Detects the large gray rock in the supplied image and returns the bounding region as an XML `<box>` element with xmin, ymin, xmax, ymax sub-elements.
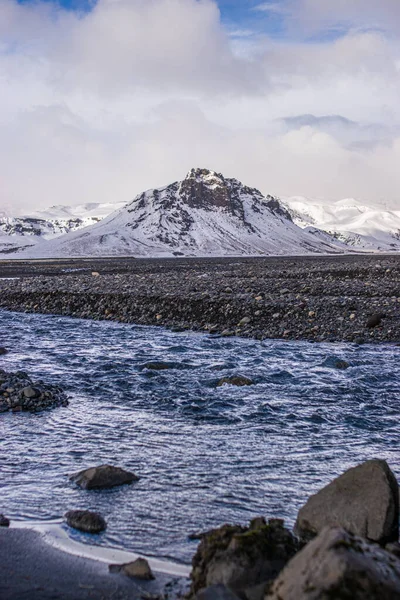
<box><xmin>295</xmin><ymin>459</ymin><xmax>399</xmax><ymax>544</ymax></box>
<box><xmin>265</xmin><ymin>527</ymin><xmax>400</xmax><ymax>600</ymax></box>
<box><xmin>69</xmin><ymin>464</ymin><xmax>139</xmax><ymax>490</ymax></box>
<box><xmin>190</xmin><ymin>518</ymin><xmax>298</xmax><ymax>598</ymax></box>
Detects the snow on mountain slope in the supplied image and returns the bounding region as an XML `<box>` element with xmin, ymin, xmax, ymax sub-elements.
<box><xmin>18</xmin><ymin>168</ymin><xmax>348</xmax><ymax>259</ymax></box>
<box><xmin>284</xmin><ymin>197</ymin><xmax>400</xmax><ymax>251</ymax></box>
<box><xmin>0</xmin><ymin>201</ymin><xmax>126</xmax><ymax>254</ymax></box>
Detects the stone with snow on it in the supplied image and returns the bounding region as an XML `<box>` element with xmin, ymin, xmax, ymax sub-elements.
<box><xmin>295</xmin><ymin>459</ymin><xmax>399</xmax><ymax>545</ymax></box>
<box><xmin>69</xmin><ymin>464</ymin><xmax>139</xmax><ymax>490</ymax></box>
<box><xmin>265</xmin><ymin>527</ymin><xmax>400</xmax><ymax>600</ymax></box>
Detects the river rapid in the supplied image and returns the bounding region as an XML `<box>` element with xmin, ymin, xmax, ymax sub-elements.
<box><xmin>1</xmin><ymin>310</ymin><xmax>399</xmax><ymax>564</ymax></box>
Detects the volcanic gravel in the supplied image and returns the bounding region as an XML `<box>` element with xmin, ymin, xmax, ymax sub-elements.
<box><xmin>0</xmin><ymin>255</ymin><xmax>399</xmax><ymax>343</ymax></box>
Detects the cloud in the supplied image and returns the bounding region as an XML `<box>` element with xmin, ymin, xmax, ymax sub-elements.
<box><xmin>253</xmin><ymin>3</ymin><xmax>288</xmax><ymax>14</ymax></box>
<box><xmin>283</xmin><ymin>0</ymin><xmax>400</xmax><ymax>37</ymax></box>
<box><xmin>0</xmin><ymin>0</ymin><xmax>400</xmax><ymax>215</ymax></box>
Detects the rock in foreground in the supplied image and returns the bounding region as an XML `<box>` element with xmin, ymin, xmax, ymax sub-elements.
<box><xmin>295</xmin><ymin>459</ymin><xmax>399</xmax><ymax>545</ymax></box>
<box><xmin>0</xmin><ymin>369</ymin><xmax>68</xmax><ymax>413</ymax></box>
<box><xmin>65</xmin><ymin>510</ymin><xmax>107</xmax><ymax>533</ymax></box>
<box><xmin>266</xmin><ymin>527</ymin><xmax>400</xmax><ymax>600</ymax></box>
<box><xmin>190</xmin><ymin>518</ymin><xmax>298</xmax><ymax>598</ymax></box>
<box><xmin>69</xmin><ymin>464</ymin><xmax>140</xmax><ymax>490</ymax></box>
<box><xmin>110</xmin><ymin>558</ymin><xmax>155</xmax><ymax>580</ymax></box>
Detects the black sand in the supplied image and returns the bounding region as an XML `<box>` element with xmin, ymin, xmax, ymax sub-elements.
<box><xmin>0</xmin><ymin>528</ymin><xmax>185</xmax><ymax>600</ymax></box>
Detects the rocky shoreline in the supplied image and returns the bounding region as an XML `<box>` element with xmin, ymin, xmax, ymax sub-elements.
<box><xmin>0</xmin><ymin>368</ymin><xmax>68</xmax><ymax>412</ymax></box>
<box><xmin>0</xmin><ymin>254</ymin><xmax>399</xmax><ymax>342</ymax></box>
<box><xmin>2</xmin><ymin>458</ymin><xmax>400</xmax><ymax>599</ymax></box>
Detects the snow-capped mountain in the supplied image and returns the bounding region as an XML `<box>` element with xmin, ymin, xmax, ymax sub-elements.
<box><xmin>18</xmin><ymin>168</ymin><xmax>348</xmax><ymax>258</ymax></box>
<box><xmin>0</xmin><ymin>201</ymin><xmax>126</xmax><ymax>254</ymax></box>
<box><xmin>283</xmin><ymin>197</ymin><xmax>400</xmax><ymax>252</ymax></box>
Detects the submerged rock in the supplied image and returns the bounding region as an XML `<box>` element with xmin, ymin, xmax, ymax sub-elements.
<box><xmin>109</xmin><ymin>558</ymin><xmax>154</xmax><ymax>580</ymax></box>
<box><xmin>265</xmin><ymin>527</ymin><xmax>400</xmax><ymax>600</ymax></box>
<box><xmin>69</xmin><ymin>464</ymin><xmax>139</xmax><ymax>490</ymax></box>
<box><xmin>190</xmin><ymin>518</ymin><xmax>298</xmax><ymax>598</ymax></box>
<box><xmin>295</xmin><ymin>459</ymin><xmax>399</xmax><ymax>545</ymax></box>
<box><xmin>216</xmin><ymin>376</ymin><xmax>254</xmax><ymax>387</ymax></box>
<box><xmin>0</xmin><ymin>348</ymin><xmax>8</xmax><ymax>355</ymax></box>
<box><xmin>65</xmin><ymin>510</ymin><xmax>106</xmax><ymax>533</ymax></box>
<box><xmin>141</xmin><ymin>361</ymin><xmax>174</xmax><ymax>371</ymax></box>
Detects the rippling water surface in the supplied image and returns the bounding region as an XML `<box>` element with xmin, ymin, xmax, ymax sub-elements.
<box><xmin>0</xmin><ymin>310</ymin><xmax>399</xmax><ymax>563</ymax></box>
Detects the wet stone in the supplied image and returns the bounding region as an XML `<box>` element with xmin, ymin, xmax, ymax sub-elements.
<box><xmin>69</xmin><ymin>464</ymin><xmax>140</xmax><ymax>490</ymax></box>
<box><xmin>65</xmin><ymin>510</ymin><xmax>107</xmax><ymax>534</ymax></box>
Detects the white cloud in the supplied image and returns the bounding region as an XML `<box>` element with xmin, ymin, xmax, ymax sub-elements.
<box><xmin>253</xmin><ymin>3</ymin><xmax>288</xmax><ymax>14</ymax></box>
<box><xmin>0</xmin><ymin>0</ymin><xmax>400</xmax><ymax>215</ymax></box>
<box><xmin>284</xmin><ymin>0</ymin><xmax>400</xmax><ymax>36</ymax></box>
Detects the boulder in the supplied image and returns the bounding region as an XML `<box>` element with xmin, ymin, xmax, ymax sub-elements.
<box><xmin>195</xmin><ymin>584</ymin><xmax>240</xmax><ymax>600</ymax></box>
<box><xmin>69</xmin><ymin>464</ymin><xmax>139</xmax><ymax>490</ymax></box>
<box><xmin>190</xmin><ymin>518</ymin><xmax>298</xmax><ymax>598</ymax></box>
<box><xmin>0</xmin><ymin>348</ymin><xmax>8</xmax><ymax>356</ymax></box>
<box><xmin>65</xmin><ymin>510</ymin><xmax>106</xmax><ymax>533</ymax></box>
<box><xmin>216</xmin><ymin>376</ymin><xmax>254</xmax><ymax>387</ymax></box>
<box><xmin>295</xmin><ymin>459</ymin><xmax>399</xmax><ymax>544</ymax></box>
<box><xmin>110</xmin><ymin>558</ymin><xmax>154</xmax><ymax>580</ymax></box>
<box><xmin>265</xmin><ymin>527</ymin><xmax>400</xmax><ymax>600</ymax></box>
<box><xmin>366</xmin><ymin>313</ymin><xmax>383</xmax><ymax>328</ymax></box>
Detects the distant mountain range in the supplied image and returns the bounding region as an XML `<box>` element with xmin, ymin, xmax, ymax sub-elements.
<box><xmin>1</xmin><ymin>168</ymin><xmax>399</xmax><ymax>257</ymax></box>
<box><xmin>283</xmin><ymin>197</ymin><xmax>400</xmax><ymax>252</ymax></box>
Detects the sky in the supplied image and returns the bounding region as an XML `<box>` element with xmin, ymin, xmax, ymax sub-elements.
<box><xmin>1</xmin><ymin>0</ymin><xmax>400</xmax><ymax>215</ymax></box>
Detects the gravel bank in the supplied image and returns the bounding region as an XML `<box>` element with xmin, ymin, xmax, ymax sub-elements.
<box><xmin>0</xmin><ymin>255</ymin><xmax>399</xmax><ymax>343</ymax></box>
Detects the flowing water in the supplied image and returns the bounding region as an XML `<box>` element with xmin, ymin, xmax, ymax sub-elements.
<box><xmin>0</xmin><ymin>310</ymin><xmax>399</xmax><ymax>564</ymax></box>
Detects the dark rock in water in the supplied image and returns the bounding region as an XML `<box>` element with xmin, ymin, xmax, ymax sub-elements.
<box><xmin>295</xmin><ymin>459</ymin><xmax>399</xmax><ymax>545</ymax></box>
<box><xmin>366</xmin><ymin>313</ymin><xmax>383</xmax><ymax>328</ymax></box>
<box><xmin>110</xmin><ymin>558</ymin><xmax>154</xmax><ymax>580</ymax></box>
<box><xmin>0</xmin><ymin>514</ymin><xmax>10</xmax><ymax>527</ymax></box>
<box><xmin>141</xmin><ymin>361</ymin><xmax>173</xmax><ymax>371</ymax></box>
<box><xmin>266</xmin><ymin>527</ymin><xmax>400</xmax><ymax>600</ymax></box>
<box><xmin>216</xmin><ymin>376</ymin><xmax>254</xmax><ymax>387</ymax></box>
<box><xmin>195</xmin><ymin>584</ymin><xmax>240</xmax><ymax>600</ymax></box>
<box><xmin>190</xmin><ymin>518</ymin><xmax>298</xmax><ymax>598</ymax></box>
<box><xmin>0</xmin><ymin>368</ymin><xmax>68</xmax><ymax>413</ymax></box>
<box><xmin>334</xmin><ymin>359</ymin><xmax>349</xmax><ymax>369</ymax></box>
<box><xmin>65</xmin><ymin>510</ymin><xmax>106</xmax><ymax>533</ymax></box>
<box><xmin>0</xmin><ymin>347</ymin><xmax>8</xmax><ymax>355</ymax></box>
<box><xmin>69</xmin><ymin>464</ymin><xmax>139</xmax><ymax>490</ymax></box>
